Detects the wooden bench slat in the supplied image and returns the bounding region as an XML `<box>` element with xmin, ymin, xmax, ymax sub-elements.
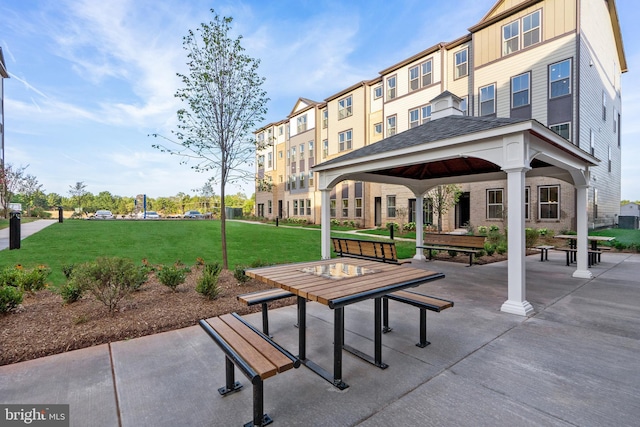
<box><xmin>387</xmin><ymin>290</ymin><xmax>453</xmax><ymax>311</ymax></box>
<box><xmin>237</xmin><ymin>288</ymin><xmax>294</xmax><ymax>305</ymax></box>
<box><xmin>332</xmin><ymin>237</ymin><xmax>406</xmax><ymax>264</ymax></box>
<box><xmin>219</xmin><ymin>314</ymin><xmax>295</xmax><ymax>375</ymax></box>
<box><xmin>207</xmin><ymin>317</ymin><xmax>279</xmax><ymax>380</ymax></box>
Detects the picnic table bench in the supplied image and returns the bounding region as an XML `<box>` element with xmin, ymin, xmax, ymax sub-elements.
<box><xmin>331</xmin><ymin>237</ymin><xmax>409</xmax><ymax>264</ymax></box>
<box><xmin>418</xmin><ymin>233</ymin><xmax>486</xmax><ymax>266</ymax></box>
<box><xmin>382</xmin><ymin>290</ymin><xmax>454</xmax><ymax>347</ymax></box>
<box><xmin>199</xmin><ymin>313</ymin><xmax>300</xmax><ymax>427</ymax></box>
<box><xmin>555</xmin><ymin>247</ymin><xmax>602</xmax><ymax>267</ymax></box>
<box><xmin>237</xmin><ymin>288</ymin><xmax>295</xmax><ymax>336</ymax></box>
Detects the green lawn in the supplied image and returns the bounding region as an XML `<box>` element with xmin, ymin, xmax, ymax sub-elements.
<box><xmin>590</xmin><ymin>228</ymin><xmax>640</xmax><ymax>246</ymax></box>
<box><xmin>0</xmin><ymin>217</ymin><xmax>39</xmax><ymax>229</ymax></box>
<box><xmin>0</xmin><ymin>220</ymin><xmax>417</xmax><ymax>286</ymax></box>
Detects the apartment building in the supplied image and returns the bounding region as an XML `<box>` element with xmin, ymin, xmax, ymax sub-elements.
<box><xmin>255</xmin><ymin>0</ymin><xmax>626</xmax><ymax>233</ymax></box>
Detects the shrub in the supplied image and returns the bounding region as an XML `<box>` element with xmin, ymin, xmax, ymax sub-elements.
<box><xmin>484</xmin><ymin>242</ymin><xmax>496</xmax><ymax>256</ymax></box>
<box><xmin>20</xmin><ymin>265</ymin><xmax>50</xmax><ymax>292</ymax></box>
<box><xmin>156</xmin><ymin>264</ymin><xmax>189</xmax><ymax>292</ymax></box>
<box><xmin>249</xmin><ymin>259</ymin><xmax>271</xmax><ymax>268</ymax></box>
<box><xmin>72</xmin><ymin>257</ymin><xmax>149</xmax><ymax>314</ymax></box>
<box><xmin>0</xmin><ymin>285</ymin><xmax>23</xmax><ymax>313</ymax></box>
<box><xmin>233</xmin><ymin>265</ymin><xmax>250</xmax><ymax>283</ymax></box>
<box><xmin>59</xmin><ymin>280</ymin><xmax>84</xmax><ymax>304</ymax></box>
<box><xmin>0</xmin><ymin>266</ymin><xmax>23</xmax><ymax>287</ymax></box>
<box><xmin>448</xmin><ymin>250</ymin><xmax>458</xmax><ymax>257</ymax></box>
<box><xmin>386</xmin><ymin>222</ymin><xmax>399</xmax><ymax>231</ymax></box>
<box><xmin>476</xmin><ymin>249</ymin><xmax>486</xmax><ymax>257</ymax></box>
<box><xmin>330</xmin><ymin>219</ymin><xmax>341</xmax><ymax>226</ymax></box>
<box><xmin>477</xmin><ymin>226</ymin><xmax>488</xmax><ymax>236</ymax></box>
<box><xmin>403</xmin><ymin>222</ymin><xmax>416</xmax><ymax>232</ymax></box>
<box><xmin>525</xmin><ymin>228</ymin><xmax>539</xmax><ymax>248</ymax></box>
<box><xmin>496</xmin><ymin>243</ymin><xmax>508</xmax><ymax>255</ymax></box>
<box><xmin>197</xmin><ymin>262</ymin><xmax>222</xmax><ymax>300</ymax></box>
<box><xmin>62</xmin><ymin>263</ymin><xmax>75</xmax><ymax>280</ymax></box>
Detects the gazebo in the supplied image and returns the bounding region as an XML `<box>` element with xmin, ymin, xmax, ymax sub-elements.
<box><xmin>312</xmin><ymin>92</ymin><xmax>598</xmax><ymax>316</ymax></box>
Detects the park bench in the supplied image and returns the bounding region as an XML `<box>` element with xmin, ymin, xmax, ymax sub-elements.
<box><xmin>199</xmin><ymin>313</ymin><xmax>300</xmax><ymax>427</ymax></box>
<box><xmin>556</xmin><ymin>248</ymin><xmax>602</xmax><ymax>267</ymax></box>
<box><xmin>237</xmin><ymin>288</ymin><xmax>295</xmax><ymax>336</ymax></box>
<box><xmin>331</xmin><ymin>237</ymin><xmax>409</xmax><ymax>264</ymax></box>
<box><xmin>535</xmin><ymin>245</ymin><xmax>555</xmax><ymax>261</ymax></box>
<box><xmin>382</xmin><ymin>290</ymin><xmax>454</xmax><ymax>347</ymax></box>
<box><xmin>418</xmin><ymin>233</ymin><xmax>486</xmax><ymax>266</ymax></box>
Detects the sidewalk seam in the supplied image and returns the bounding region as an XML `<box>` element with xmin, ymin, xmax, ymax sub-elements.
<box><xmin>108</xmin><ymin>343</ymin><xmax>123</xmax><ymax>427</ymax></box>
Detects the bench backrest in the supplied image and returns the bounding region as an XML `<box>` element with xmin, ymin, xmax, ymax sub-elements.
<box><xmin>332</xmin><ymin>237</ymin><xmax>399</xmax><ymax>263</ymax></box>
<box><xmin>423</xmin><ymin>233</ymin><xmax>486</xmax><ymax>249</ymax></box>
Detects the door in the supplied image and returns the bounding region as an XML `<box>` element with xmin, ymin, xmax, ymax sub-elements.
<box><xmin>278</xmin><ymin>200</ymin><xmax>283</xmax><ymax>219</ymax></box>
<box><xmin>455</xmin><ymin>192</ymin><xmax>470</xmax><ymax>229</ymax></box>
<box><xmin>374</xmin><ymin>197</ymin><xmax>382</xmax><ymax>227</ymax></box>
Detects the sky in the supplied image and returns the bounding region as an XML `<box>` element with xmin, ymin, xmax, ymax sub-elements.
<box><xmin>1</xmin><ymin>0</ymin><xmax>639</xmax><ymax>200</ymax></box>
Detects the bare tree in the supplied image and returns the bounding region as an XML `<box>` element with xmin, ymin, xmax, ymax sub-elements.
<box><xmin>427</xmin><ymin>184</ymin><xmax>462</xmax><ymax>232</ymax></box>
<box><xmin>153</xmin><ymin>10</ymin><xmax>268</xmax><ymax>269</ymax></box>
<box><xmin>0</xmin><ymin>163</ymin><xmax>27</xmax><ymax>218</ymax></box>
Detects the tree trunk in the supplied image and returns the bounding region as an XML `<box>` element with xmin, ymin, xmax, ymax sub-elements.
<box><xmin>220</xmin><ymin>165</ymin><xmax>229</xmax><ymax>270</ymax></box>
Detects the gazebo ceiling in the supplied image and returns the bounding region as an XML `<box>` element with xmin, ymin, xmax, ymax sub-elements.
<box><xmin>370</xmin><ymin>157</ymin><xmax>551</xmax><ymax>181</ymax></box>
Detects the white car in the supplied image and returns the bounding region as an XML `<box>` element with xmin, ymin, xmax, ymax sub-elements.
<box><xmin>142</xmin><ymin>211</ymin><xmax>161</xmax><ymax>219</ymax></box>
<box><xmin>94</xmin><ymin>210</ymin><xmax>114</xmax><ymax>219</ymax></box>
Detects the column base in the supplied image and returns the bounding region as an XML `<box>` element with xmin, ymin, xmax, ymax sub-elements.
<box><xmin>500</xmin><ymin>299</ymin><xmax>535</xmax><ymax>317</ymax></box>
<box><xmin>413</xmin><ymin>254</ymin><xmax>426</xmax><ymax>261</ymax></box>
<box><xmin>572</xmin><ymin>269</ymin><xmax>593</xmax><ymax>279</ymax></box>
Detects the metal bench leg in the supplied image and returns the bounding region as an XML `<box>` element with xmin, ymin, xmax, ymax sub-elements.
<box><xmin>218</xmin><ymin>357</ymin><xmax>242</xmax><ymax>396</ymax></box>
<box><xmin>417</xmin><ymin>308</ymin><xmax>430</xmax><ymax>348</ymax></box>
<box><xmin>382</xmin><ymin>297</ymin><xmax>392</xmax><ymax>333</ymax></box>
<box><xmin>260</xmin><ymin>303</ymin><xmax>270</xmax><ymax>336</ymax></box>
<box><xmin>566</xmin><ymin>251</ymin><xmax>570</xmax><ymax>266</ymax></box>
<box><xmin>468</xmin><ymin>252</ymin><xmax>473</xmax><ymax>266</ymax></box>
<box><xmin>249</xmin><ymin>379</ymin><xmax>272</xmax><ymax>427</ymax></box>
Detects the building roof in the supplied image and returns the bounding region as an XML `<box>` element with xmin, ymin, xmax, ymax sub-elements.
<box><xmin>0</xmin><ymin>47</ymin><xmax>8</xmax><ymax>78</ymax></box>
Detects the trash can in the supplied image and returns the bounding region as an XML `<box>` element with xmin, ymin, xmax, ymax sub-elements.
<box><xmin>9</xmin><ymin>211</ymin><xmax>20</xmax><ymax>250</ymax></box>
<box><xmin>58</xmin><ymin>206</ymin><xmax>64</xmax><ymax>223</ymax></box>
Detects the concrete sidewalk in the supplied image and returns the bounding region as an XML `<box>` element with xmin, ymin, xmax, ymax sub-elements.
<box><xmin>0</xmin><ymin>219</ymin><xmax>58</xmax><ymax>250</ymax></box>
<box><xmin>1</xmin><ymin>250</ymin><xmax>639</xmax><ymax>426</ymax></box>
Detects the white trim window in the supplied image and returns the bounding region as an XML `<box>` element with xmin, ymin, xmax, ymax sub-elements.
<box><xmin>355</xmin><ymin>198</ymin><xmax>362</xmax><ymax>218</ymax></box>
<box><xmin>322</xmin><ymin>109</ymin><xmax>328</xmax><ymax>129</ymax></box>
<box><xmin>487</xmin><ymin>189</ymin><xmax>503</xmax><ymax>219</ymax></box>
<box><xmin>455</xmin><ymin>49</ymin><xmax>468</xmax><ymax>78</ymax></box>
<box><xmin>539</xmin><ymin>185</ymin><xmax>559</xmax><ymax>220</ymax></box>
<box><xmin>338</xmin><ymin>95</ymin><xmax>353</xmax><ymax>119</ymax></box>
<box><xmin>409</xmin><ymin>66</ymin><xmax>420</xmax><ymax>91</ymax></box>
<box><xmin>297</xmin><ymin>114</ymin><xmax>307</xmax><ymax>133</ymax></box>
<box><xmin>342</xmin><ymin>199</ymin><xmax>349</xmax><ymax>217</ymax></box>
<box><xmin>502</xmin><ymin>20</ymin><xmax>519</xmax><ymax>55</ymax></box>
<box><xmin>374</xmin><ymin>122</ymin><xmax>382</xmax><ymax>135</ymax></box>
<box><xmin>387</xmin><ymin>75</ymin><xmax>397</xmax><ymax>100</ymax></box>
<box><xmin>374</xmin><ymin>85</ymin><xmax>383</xmax><ymax>99</ymax></box>
<box><xmin>550</xmin><ymin>122</ymin><xmax>571</xmax><ymax>141</ymax></box>
<box><xmin>268</xmin><ymin>200</ymin><xmax>272</xmax><ymax>215</ymax></box>
<box><xmin>306</xmin><ymin>199</ymin><xmax>311</xmax><ymax>216</ymax></box>
<box><xmin>409</xmin><ymin>108</ymin><xmax>420</xmax><ymax>128</ymax></box>
<box><xmin>330</xmin><ymin>199</ymin><xmax>336</xmax><ymax>218</ymax></box>
<box><xmin>308</xmin><ymin>171</ymin><xmax>314</xmax><ymax>187</ymax></box>
<box><xmin>421</xmin><ymin>105</ymin><xmax>432</xmax><ymax>124</ymax></box>
<box><xmin>422</xmin><ymin>60</ymin><xmax>433</xmax><ymax>87</ymax></box>
<box><xmin>522</xmin><ymin>10</ymin><xmax>541</xmax><ymax>48</ymax></box>
<box><xmin>550</xmin><ymin>59</ymin><xmax>571</xmax><ymax>98</ymax></box>
<box><xmin>590</xmin><ymin>129</ymin><xmax>595</xmax><ymax>156</ymax></box>
<box><xmin>460</xmin><ymin>96</ymin><xmax>468</xmax><ymax>116</ymax></box>
<box><xmin>480</xmin><ymin>84</ymin><xmax>496</xmax><ymax>116</ymax></box>
<box><xmin>503</xmin><ymin>10</ymin><xmax>540</xmax><ymax>56</ymax></box>
<box><xmin>524</xmin><ymin>187</ymin><xmax>530</xmax><ymax>220</ymax></box>
<box><xmin>339</xmin><ymin>129</ymin><xmax>353</xmax><ymax>151</ymax></box>
<box><xmin>511</xmin><ymin>72</ymin><xmax>530</xmax><ymax>108</ymax></box>
<box><xmin>293</xmin><ymin>200</ymin><xmax>298</xmax><ymax>215</ymax></box>
<box><xmin>387</xmin><ymin>196</ymin><xmax>396</xmax><ymax>218</ymax></box>
<box><xmin>322</xmin><ymin>139</ymin><xmax>328</xmax><ymax>158</ymax></box>
<box><xmin>387</xmin><ymin>115</ymin><xmax>397</xmax><ymax>136</ymax></box>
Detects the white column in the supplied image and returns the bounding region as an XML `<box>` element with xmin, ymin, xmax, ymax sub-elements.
<box><xmin>501</xmin><ymin>167</ymin><xmax>534</xmax><ymax>316</ymax></box>
<box><xmin>573</xmin><ymin>185</ymin><xmax>592</xmax><ymax>279</ymax></box>
<box><xmin>320</xmin><ymin>189</ymin><xmax>331</xmax><ymax>259</ymax></box>
<box><xmin>414</xmin><ymin>193</ymin><xmax>426</xmax><ymax>260</ymax></box>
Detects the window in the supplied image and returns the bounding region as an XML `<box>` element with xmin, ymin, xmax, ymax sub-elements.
<box><xmin>322</xmin><ymin>109</ymin><xmax>328</xmax><ymax>129</ymax></box>
<box><xmin>409</xmin><ymin>66</ymin><xmax>420</xmax><ymax>91</ymax></box>
<box><xmin>268</xmin><ymin>200</ymin><xmax>272</xmax><ymax>215</ymax></box>
<box><xmin>424</xmin><ymin>198</ymin><xmax>433</xmax><ymax>225</ymax></box>
<box><xmin>480</xmin><ymin>84</ymin><xmax>496</xmax><ymax>116</ymax></box>
<box><xmin>524</xmin><ymin>187</ymin><xmax>530</xmax><ymax>220</ymax></box>
<box><xmin>387</xmin><ymin>115</ymin><xmax>397</xmax><ymax>136</ymax></box>
<box><xmin>602</xmin><ymin>91</ymin><xmax>607</xmax><ymax>121</ymax></box>
<box><xmin>511</xmin><ymin>73</ymin><xmax>530</xmax><ymax>108</ymax></box>
<box><xmin>342</xmin><ymin>199</ymin><xmax>349</xmax><ymax>217</ymax></box>
<box><xmin>550</xmin><ymin>59</ymin><xmax>571</xmax><ymax>98</ymax></box>
<box><xmin>300</xmin><ymin>173</ymin><xmax>305</xmax><ymax>188</ymax></box>
<box><xmin>613</xmin><ymin>107</ymin><xmax>618</xmax><ymax>133</ymax></box>
<box><xmin>503</xmin><ymin>20</ymin><xmax>519</xmax><ymax>55</ymax></box>
<box><xmin>308</xmin><ymin>140</ymin><xmax>313</xmax><ymax>154</ymax></box>
<box><xmin>550</xmin><ymin>122</ymin><xmax>571</xmax><ymax>141</ymax></box>
<box><xmin>330</xmin><ymin>200</ymin><xmax>336</xmax><ymax>217</ymax></box>
<box><xmin>374</xmin><ymin>122</ymin><xmax>382</xmax><ymax>135</ymax></box>
<box><xmin>290</xmin><ymin>175</ymin><xmax>296</xmax><ymax>190</ymax></box>
<box><xmin>539</xmin><ymin>185</ymin><xmax>559</xmax><ymax>219</ymax></box>
<box><xmin>590</xmin><ymin>129</ymin><xmax>595</xmax><ymax>156</ymax></box>
<box><xmin>387</xmin><ymin>75</ymin><xmax>397</xmax><ymax>100</ymax></box>
<box><xmin>258</xmin><ymin>155</ymin><xmax>265</xmax><ymax>168</ymax></box>
<box><xmin>257</xmin><ymin>133</ymin><xmax>265</xmax><ymax>144</ymax></box>
<box><xmin>299</xmin><ymin>143</ymin><xmax>304</xmax><ymax>157</ymax></box>
<box><xmin>306</xmin><ymin>199</ymin><xmax>311</xmax><ymax>215</ymax></box>
<box><xmin>257</xmin><ymin>204</ymin><xmax>264</xmax><ymax>217</ymax></box>
<box><xmin>291</xmin><ymin>146</ymin><xmax>296</xmax><ymax>162</ymax></box>
<box><xmin>422</xmin><ymin>60</ymin><xmax>433</xmax><ymax>87</ymax></box>
<box><xmin>338</xmin><ymin>95</ymin><xmax>352</xmax><ymax>119</ymax></box>
<box><xmin>522</xmin><ymin>10</ymin><xmax>541</xmax><ymax>48</ymax></box>
<box><xmin>460</xmin><ymin>97</ymin><xmax>468</xmax><ymax>115</ymax></box>
<box><xmin>387</xmin><ymin>196</ymin><xmax>396</xmax><ymax>217</ymax></box>
<box><xmin>355</xmin><ymin>198</ymin><xmax>362</xmax><ymax>218</ymax></box>
<box><xmin>594</xmin><ymin>188</ymin><xmax>598</xmax><ymax>219</ymax></box>
<box><xmin>279</xmin><ymin>125</ymin><xmax>283</xmax><ymax>136</ymax></box>
<box><xmin>299</xmin><ymin>199</ymin><xmax>305</xmax><ymax>215</ymax></box>
<box><xmin>608</xmin><ymin>146</ymin><xmax>612</xmax><ymax>172</ymax></box>
<box><xmin>322</xmin><ymin>139</ymin><xmax>328</xmax><ymax>158</ymax></box>
<box><xmin>293</xmin><ymin>200</ymin><xmax>298</xmax><ymax>215</ymax></box>
<box><xmin>421</xmin><ymin>105</ymin><xmax>431</xmax><ymax>124</ymax></box>
<box><xmin>374</xmin><ymin>85</ymin><xmax>382</xmax><ymax>99</ymax></box>
<box><xmin>297</xmin><ymin>114</ymin><xmax>307</xmax><ymax>133</ymax></box>
<box><xmin>455</xmin><ymin>49</ymin><xmax>468</xmax><ymax>78</ymax></box>
<box><xmin>487</xmin><ymin>189</ymin><xmax>503</xmax><ymax>219</ymax></box>
<box><xmin>339</xmin><ymin>130</ymin><xmax>352</xmax><ymax>151</ymax></box>
<box><xmin>409</xmin><ymin>108</ymin><xmax>420</xmax><ymax>128</ymax></box>
<box><xmin>267</xmin><ymin>152</ymin><xmax>272</xmax><ymax>168</ymax></box>
<box><xmin>308</xmin><ymin>171</ymin><xmax>314</xmax><ymax>187</ymax></box>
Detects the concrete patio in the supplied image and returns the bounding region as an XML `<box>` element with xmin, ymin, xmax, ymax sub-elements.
<box><xmin>1</xmin><ymin>250</ymin><xmax>639</xmax><ymax>426</ymax></box>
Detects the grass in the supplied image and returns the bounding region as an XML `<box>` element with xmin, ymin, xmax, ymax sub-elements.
<box><xmin>0</xmin><ymin>220</ymin><xmax>417</xmax><ymax>287</ymax></box>
<box><xmin>0</xmin><ymin>217</ymin><xmax>39</xmax><ymax>229</ymax></box>
<box><xmin>589</xmin><ymin>228</ymin><xmax>640</xmax><ymax>246</ymax></box>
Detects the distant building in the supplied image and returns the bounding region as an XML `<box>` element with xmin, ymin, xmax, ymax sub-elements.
<box><xmin>620</xmin><ymin>202</ymin><xmax>640</xmax><ymax>217</ymax></box>
<box><xmin>255</xmin><ymin>0</ymin><xmax>627</xmax><ymax>233</ymax></box>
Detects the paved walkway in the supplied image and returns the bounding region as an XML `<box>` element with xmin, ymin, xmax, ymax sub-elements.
<box><xmin>1</xmin><ymin>240</ymin><xmax>638</xmax><ymax>426</ymax></box>
<box><xmin>0</xmin><ymin>219</ymin><xmax>58</xmax><ymax>251</ymax></box>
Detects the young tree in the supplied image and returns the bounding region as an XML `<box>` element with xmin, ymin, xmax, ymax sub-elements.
<box><xmin>19</xmin><ymin>174</ymin><xmax>44</xmax><ymax>216</ymax></box>
<box><xmin>153</xmin><ymin>10</ymin><xmax>268</xmax><ymax>269</ymax></box>
<box><xmin>427</xmin><ymin>184</ymin><xmax>462</xmax><ymax>232</ymax></box>
<box><xmin>0</xmin><ymin>163</ymin><xmax>27</xmax><ymax>218</ymax></box>
<box><xmin>68</xmin><ymin>182</ymin><xmax>89</xmax><ymax>216</ymax></box>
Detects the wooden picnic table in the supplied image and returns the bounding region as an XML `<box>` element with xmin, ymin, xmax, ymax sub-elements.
<box><xmin>554</xmin><ymin>235</ymin><xmax>615</xmax><ymax>263</ymax></box>
<box><xmin>245</xmin><ymin>258</ymin><xmax>444</xmax><ymax>389</ymax></box>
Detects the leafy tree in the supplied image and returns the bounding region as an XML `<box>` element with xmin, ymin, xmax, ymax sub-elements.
<box><xmin>427</xmin><ymin>184</ymin><xmax>462</xmax><ymax>232</ymax></box>
<box><xmin>68</xmin><ymin>182</ymin><xmax>89</xmax><ymax>216</ymax></box>
<box><xmin>0</xmin><ymin>163</ymin><xmax>27</xmax><ymax>218</ymax></box>
<box><xmin>18</xmin><ymin>174</ymin><xmax>44</xmax><ymax>215</ymax></box>
<box><xmin>153</xmin><ymin>10</ymin><xmax>269</xmax><ymax>269</ymax></box>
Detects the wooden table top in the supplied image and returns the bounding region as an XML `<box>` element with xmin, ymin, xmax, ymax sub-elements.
<box><xmin>245</xmin><ymin>258</ymin><xmax>444</xmax><ymax>308</ymax></box>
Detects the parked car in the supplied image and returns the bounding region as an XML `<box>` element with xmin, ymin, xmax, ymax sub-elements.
<box><xmin>141</xmin><ymin>211</ymin><xmax>161</xmax><ymax>219</ymax></box>
<box><xmin>183</xmin><ymin>210</ymin><xmax>204</xmax><ymax>219</ymax></box>
<box><xmin>94</xmin><ymin>210</ymin><xmax>114</xmax><ymax>219</ymax></box>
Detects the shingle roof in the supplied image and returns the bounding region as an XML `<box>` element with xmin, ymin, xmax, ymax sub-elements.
<box><xmin>315</xmin><ymin>115</ymin><xmax>528</xmax><ymax>168</ymax></box>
